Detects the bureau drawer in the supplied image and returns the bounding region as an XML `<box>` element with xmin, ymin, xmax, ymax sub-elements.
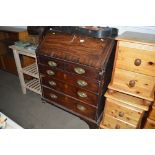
<box><xmin>39</xmin><ymin>64</ymin><xmax>101</xmax><ymax>93</ymax></box>
<box><xmin>104</xmin><ymin>98</ymin><xmax>143</xmax><ymax>126</ymax></box>
<box><xmin>42</xmin><ymin>86</ymin><xmax>97</xmax><ymax>120</ymax></box>
<box><xmin>65</xmin><ymin>62</ymin><xmax>102</xmax><ymax>80</ymax></box>
<box><xmin>100</xmin><ymin>114</ymin><xmax>136</xmax><ymax>129</ymax></box>
<box><xmin>110</xmin><ymin>68</ymin><xmax>155</xmax><ymax>101</ymax></box>
<box><xmin>37</xmin><ymin>55</ymin><xmax>102</xmax><ymax>80</ymax></box>
<box><xmin>41</xmin><ymin>76</ymin><xmax>98</xmax><ymax>106</ymax></box>
<box><xmin>37</xmin><ymin>55</ymin><xmax>64</xmax><ymax>70</ymax></box>
<box><xmin>116</xmin><ymin>42</ymin><xmax>155</xmax><ymax>77</ymax></box>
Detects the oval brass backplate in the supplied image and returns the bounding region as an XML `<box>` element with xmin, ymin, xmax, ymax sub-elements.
<box><xmin>48</xmin><ymin>61</ymin><xmax>57</xmax><ymax>67</ymax></box>
<box><xmin>74</xmin><ymin>67</ymin><xmax>85</xmax><ymax>75</ymax></box>
<box><xmin>50</xmin><ymin>93</ymin><xmax>57</xmax><ymax>99</ymax></box>
<box><xmin>49</xmin><ymin>81</ymin><xmax>56</xmax><ymax>86</ymax></box>
<box><xmin>77</xmin><ymin>91</ymin><xmax>87</xmax><ymax>98</ymax></box>
<box><xmin>77</xmin><ymin>104</ymin><xmax>86</xmax><ymax>111</ymax></box>
<box><xmin>46</xmin><ymin>70</ymin><xmax>55</xmax><ymax>76</ymax></box>
<box><xmin>77</xmin><ymin>80</ymin><xmax>88</xmax><ymax>87</ymax></box>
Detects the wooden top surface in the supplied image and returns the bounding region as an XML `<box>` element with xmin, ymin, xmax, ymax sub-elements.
<box><xmin>116</xmin><ymin>31</ymin><xmax>155</xmax><ymax>46</ymax></box>
<box><xmin>37</xmin><ymin>31</ymin><xmax>115</xmax><ymax>69</ymax></box>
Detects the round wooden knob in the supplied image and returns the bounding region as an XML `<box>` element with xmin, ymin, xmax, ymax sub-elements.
<box><xmin>129</xmin><ymin>80</ymin><xmax>135</xmax><ymax>87</ymax></box>
<box><xmin>119</xmin><ymin>111</ymin><xmax>124</xmax><ymax>117</ymax></box>
<box><xmin>134</xmin><ymin>59</ymin><xmax>141</xmax><ymax>66</ymax></box>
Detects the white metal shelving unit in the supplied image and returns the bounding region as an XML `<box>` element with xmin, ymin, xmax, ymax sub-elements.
<box><xmin>9</xmin><ymin>45</ymin><xmax>41</xmax><ymax>95</ymax></box>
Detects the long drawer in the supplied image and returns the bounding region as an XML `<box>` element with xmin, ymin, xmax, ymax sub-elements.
<box><xmin>38</xmin><ymin>64</ymin><xmax>102</xmax><ymax>94</ymax></box>
<box><xmin>42</xmin><ymin>86</ymin><xmax>97</xmax><ymax>120</ymax></box>
<box><xmin>37</xmin><ymin>55</ymin><xmax>102</xmax><ymax>80</ymax></box>
<box><xmin>41</xmin><ymin>75</ymin><xmax>98</xmax><ymax>106</ymax></box>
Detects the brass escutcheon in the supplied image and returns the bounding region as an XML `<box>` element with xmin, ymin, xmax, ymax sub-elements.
<box><xmin>77</xmin><ymin>104</ymin><xmax>86</xmax><ymax>111</ymax></box>
<box><xmin>48</xmin><ymin>61</ymin><xmax>57</xmax><ymax>67</ymax></box>
<box><xmin>77</xmin><ymin>80</ymin><xmax>88</xmax><ymax>87</ymax></box>
<box><xmin>49</xmin><ymin>81</ymin><xmax>56</xmax><ymax>86</ymax></box>
<box><xmin>50</xmin><ymin>93</ymin><xmax>57</xmax><ymax>99</ymax></box>
<box><xmin>77</xmin><ymin>91</ymin><xmax>87</xmax><ymax>98</ymax></box>
<box><xmin>74</xmin><ymin>67</ymin><xmax>85</xmax><ymax>75</ymax></box>
<box><xmin>47</xmin><ymin>70</ymin><xmax>55</xmax><ymax>76</ymax></box>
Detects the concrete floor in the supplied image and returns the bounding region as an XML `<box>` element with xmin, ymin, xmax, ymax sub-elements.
<box><xmin>0</xmin><ymin>70</ymin><xmax>88</xmax><ymax>129</ymax></box>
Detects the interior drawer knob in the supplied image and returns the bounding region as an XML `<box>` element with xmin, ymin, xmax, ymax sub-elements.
<box><xmin>77</xmin><ymin>104</ymin><xmax>86</xmax><ymax>111</ymax></box>
<box><xmin>46</xmin><ymin>70</ymin><xmax>55</xmax><ymax>76</ymax></box>
<box><xmin>77</xmin><ymin>80</ymin><xmax>88</xmax><ymax>87</ymax></box>
<box><xmin>74</xmin><ymin>67</ymin><xmax>85</xmax><ymax>75</ymax></box>
<box><xmin>129</xmin><ymin>80</ymin><xmax>136</xmax><ymax>87</ymax></box>
<box><xmin>49</xmin><ymin>81</ymin><xmax>56</xmax><ymax>86</ymax></box>
<box><xmin>50</xmin><ymin>93</ymin><xmax>57</xmax><ymax>99</ymax></box>
<box><xmin>119</xmin><ymin>111</ymin><xmax>124</xmax><ymax>117</ymax></box>
<box><xmin>77</xmin><ymin>91</ymin><xmax>87</xmax><ymax>98</ymax></box>
<box><xmin>48</xmin><ymin>61</ymin><xmax>57</xmax><ymax>67</ymax></box>
<box><xmin>134</xmin><ymin>59</ymin><xmax>141</xmax><ymax>66</ymax></box>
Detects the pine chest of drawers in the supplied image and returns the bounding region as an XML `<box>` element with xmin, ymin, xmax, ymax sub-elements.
<box><xmin>100</xmin><ymin>31</ymin><xmax>155</xmax><ymax>129</ymax></box>
<box><xmin>36</xmin><ymin>30</ymin><xmax>116</xmax><ymax>128</ymax></box>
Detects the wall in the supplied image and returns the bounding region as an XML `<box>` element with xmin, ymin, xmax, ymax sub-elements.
<box><xmin>117</xmin><ymin>26</ymin><xmax>155</xmax><ymax>35</ymax></box>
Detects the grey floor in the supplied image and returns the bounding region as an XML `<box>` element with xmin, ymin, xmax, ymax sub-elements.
<box><xmin>0</xmin><ymin>70</ymin><xmax>88</xmax><ymax>129</ymax></box>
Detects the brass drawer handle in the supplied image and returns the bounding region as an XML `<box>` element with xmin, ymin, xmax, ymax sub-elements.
<box><xmin>119</xmin><ymin>111</ymin><xmax>124</xmax><ymax>117</ymax></box>
<box><xmin>49</xmin><ymin>81</ymin><xmax>56</xmax><ymax>86</ymax></box>
<box><xmin>129</xmin><ymin>80</ymin><xmax>135</xmax><ymax>87</ymax></box>
<box><xmin>46</xmin><ymin>70</ymin><xmax>55</xmax><ymax>76</ymax></box>
<box><xmin>50</xmin><ymin>93</ymin><xmax>57</xmax><ymax>99</ymax></box>
<box><xmin>77</xmin><ymin>104</ymin><xmax>86</xmax><ymax>111</ymax></box>
<box><xmin>134</xmin><ymin>59</ymin><xmax>141</xmax><ymax>66</ymax></box>
<box><xmin>48</xmin><ymin>61</ymin><xmax>57</xmax><ymax>67</ymax></box>
<box><xmin>115</xmin><ymin>124</ymin><xmax>120</xmax><ymax>129</ymax></box>
<box><xmin>77</xmin><ymin>91</ymin><xmax>87</xmax><ymax>98</ymax></box>
<box><xmin>77</xmin><ymin>80</ymin><xmax>88</xmax><ymax>87</ymax></box>
<box><xmin>74</xmin><ymin>67</ymin><xmax>85</xmax><ymax>75</ymax></box>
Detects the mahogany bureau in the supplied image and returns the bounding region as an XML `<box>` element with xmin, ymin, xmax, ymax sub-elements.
<box><xmin>36</xmin><ymin>30</ymin><xmax>116</xmax><ymax>128</ymax></box>
<box><xmin>100</xmin><ymin>31</ymin><xmax>155</xmax><ymax>129</ymax></box>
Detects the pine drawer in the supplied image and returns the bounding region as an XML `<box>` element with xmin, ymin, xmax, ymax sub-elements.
<box><xmin>116</xmin><ymin>41</ymin><xmax>155</xmax><ymax>77</ymax></box>
<box><xmin>109</xmin><ymin>68</ymin><xmax>155</xmax><ymax>101</ymax></box>
<box><xmin>104</xmin><ymin>98</ymin><xmax>144</xmax><ymax>127</ymax></box>
<box><xmin>100</xmin><ymin>114</ymin><xmax>136</xmax><ymax>129</ymax></box>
